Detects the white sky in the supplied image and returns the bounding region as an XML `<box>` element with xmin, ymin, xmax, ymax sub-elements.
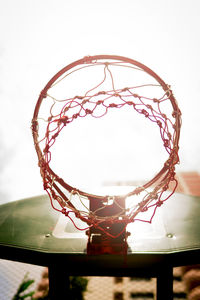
<box><xmin>0</xmin><ymin>0</ymin><xmax>200</xmax><ymax>202</ymax></box>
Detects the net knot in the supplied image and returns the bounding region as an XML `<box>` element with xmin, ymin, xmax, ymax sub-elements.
<box><xmin>75</xmin><ymin>212</ymin><xmax>81</xmax><ymax>218</ymax></box>
<box><xmin>52</xmin><ymin>132</ymin><xmax>59</xmax><ymax>139</ymax></box>
<box><xmin>133</xmin><ymin>93</ymin><xmax>139</xmax><ymax>98</ymax></box>
<box><xmin>142</xmin><ymin>109</ymin><xmax>149</xmax><ymax>117</ymax></box>
<box><xmin>82</xmin><ymin>99</ymin><xmax>89</xmax><ymax>104</ymax></box>
<box><xmin>156</xmin><ymin>200</ymin><xmax>163</xmax><ymax>207</ymax></box>
<box><xmin>165</xmin><ymin>88</ymin><xmax>171</xmax><ymax>97</ymax></box>
<box><xmin>97</xmin><ymin>100</ymin><xmax>104</xmax><ymax>105</ymax></box>
<box><xmin>162</xmin><ymin>113</ymin><xmax>167</xmax><ymax>119</ymax></box>
<box><xmin>162</xmin><ymin>184</ymin><xmax>169</xmax><ymax>191</ymax></box>
<box><xmin>97</xmin><ymin>91</ymin><xmax>106</xmax><ymax>95</ymax></box>
<box><xmin>62</xmin><ymin>208</ymin><xmax>69</xmax><ymax>216</ymax></box>
<box><xmin>59</xmin><ymin>116</ymin><xmax>69</xmax><ymax>125</ymax></box>
<box><xmin>167</xmin><ymin>133</ymin><xmax>172</xmax><ymax>139</ymax></box>
<box><xmin>146</xmin><ymin>104</ymin><xmax>152</xmax><ymax>110</ymax></box>
<box><xmin>73</xmin><ymin>113</ymin><xmax>79</xmax><ymax>119</ymax></box>
<box><xmin>164</xmin><ymin>139</ymin><xmax>170</xmax><ymax>147</ymax></box>
<box><xmin>122</xmin><ymin>87</ymin><xmax>128</xmax><ymax>92</ymax></box>
<box><xmin>31</xmin><ymin>119</ymin><xmax>38</xmax><ymax>133</ymax></box>
<box><xmin>114</xmin><ymin>93</ymin><xmax>120</xmax><ymax>97</ymax></box>
<box><xmin>169</xmin><ymin>170</ymin><xmax>176</xmax><ymax>180</ymax></box>
<box><xmin>109</xmin><ymin>103</ymin><xmax>118</xmax><ymax>108</ymax></box>
<box><xmin>172</xmin><ymin>110</ymin><xmax>181</xmax><ymax>118</ymax></box>
<box><xmin>157</xmin><ymin>120</ymin><xmax>162</xmax><ymax>128</ymax></box>
<box><xmin>43</xmin><ymin>180</ymin><xmax>50</xmax><ymax>191</ymax></box>
<box><xmin>51</xmin><ymin>190</ymin><xmax>56</xmax><ymax>198</ymax></box>
<box><xmin>85</xmin><ymin>109</ymin><xmax>93</xmax><ymax>115</ymax></box>
<box><xmin>76</xmin><ymin>96</ymin><xmax>84</xmax><ymax>100</ymax></box>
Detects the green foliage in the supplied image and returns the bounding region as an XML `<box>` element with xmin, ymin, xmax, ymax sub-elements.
<box><xmin>70</xmin><ymin>276</ymin><xmax>88</xmax><ymax>292</ymax></box>
<box><xmin>69</xmin><ymin>276</ymin><xmax>88</xmax><ymax>300</ymax></box>
<box><xmin>12</xmin><ymin>273</ymin><xmax>35</xmax><ymax>300</ymax></box>
<box><xmin>13</xmin><ymin>273</ymin><xmax>88</xmax><ymax>300</ymax></box>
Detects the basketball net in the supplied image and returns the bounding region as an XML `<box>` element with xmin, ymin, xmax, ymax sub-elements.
<box><xmin>32</xmin><ymin>55</ymin><xmax>181</xmax><ymax>254</ymax></box>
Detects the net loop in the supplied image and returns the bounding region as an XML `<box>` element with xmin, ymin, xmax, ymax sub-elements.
<box><xmin>40</xmin><ymin>89</ymin><xmax>47</xmax><ymax>98</ymax></box>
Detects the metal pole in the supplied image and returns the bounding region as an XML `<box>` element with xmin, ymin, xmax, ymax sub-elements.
<box><xmin>157</xmin><ymin>266</ymin><xmax>173</xmax><ymax>300</ymax></box>
<box><xmin>48</xmin><ymin>265</ymin><xmax>70</xmax><ymax>299</ymax></box>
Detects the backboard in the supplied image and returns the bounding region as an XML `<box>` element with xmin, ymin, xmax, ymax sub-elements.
<box><xmin>0</xmin><ymin>192</ymin><xmax>200</xmax><ymax>276</ymax></box>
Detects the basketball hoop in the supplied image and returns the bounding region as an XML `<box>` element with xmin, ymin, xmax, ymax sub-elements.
<box><xmin>32</xmin><ymin>55</ymin><xmax>181</xmax><ymax>254</ymax></box>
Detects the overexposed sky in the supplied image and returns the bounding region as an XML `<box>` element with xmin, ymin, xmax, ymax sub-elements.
<box><xmin>0</xmin><ymin>0</ymin><xmax>200</xmax><ymax>202</ymax></box>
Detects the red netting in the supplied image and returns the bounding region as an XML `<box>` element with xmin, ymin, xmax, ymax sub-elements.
<box><xmin>32</xmin><ymin>55</ymin><xmax>181</xmax><ymax>242</ymax></box>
